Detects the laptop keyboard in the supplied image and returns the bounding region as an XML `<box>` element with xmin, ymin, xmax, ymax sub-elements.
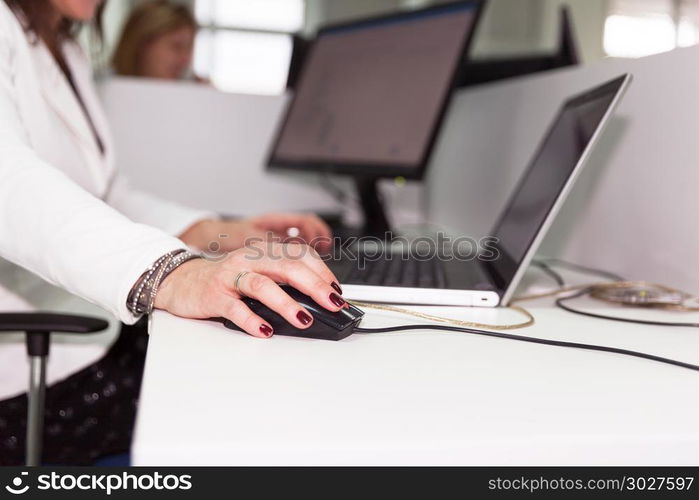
<box><xmin>338</xmin><ymin>256</ymin><xmax>447</xmax><ymax>288</ymax></box>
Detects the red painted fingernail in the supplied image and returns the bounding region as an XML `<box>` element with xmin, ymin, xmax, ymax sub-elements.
<box><xmin>331</xmin><ymin>282</ymin><xmax>343</xmax><ymax>295</ymax></box>
<box><xmin>330</xmin><ymin>292</ymin><xmax>346</xmax><ymax>307</ymax></box>
<box><xmin>297</xmin><ymin>310</ymin><xmax>313</xmax><ymax>325</ymax></box>
<box><xmin>260</xmin><ymin>325</ymin><xmax>273</xmax><ymax>337</ymax></box>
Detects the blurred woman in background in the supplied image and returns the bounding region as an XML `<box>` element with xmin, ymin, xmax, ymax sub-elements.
<box><xmin>112</xmin><ymin>0</ymin><xmax>196</xmax><ymax>80</ymax></box>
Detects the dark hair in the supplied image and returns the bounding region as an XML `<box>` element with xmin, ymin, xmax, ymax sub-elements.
<box><xmin>3</xmin><ymin>0</ymin><xmax>105</xmax><ymax>45</ymax></box>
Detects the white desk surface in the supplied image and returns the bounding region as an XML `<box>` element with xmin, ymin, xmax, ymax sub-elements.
<box><xmin>132</xmin><ymin>278</ymin><xmax>699</xmax><ymax>466</ymax></box>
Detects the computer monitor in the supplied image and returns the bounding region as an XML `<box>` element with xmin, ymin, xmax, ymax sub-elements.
<box><xmin>457</xmin><ymin>6</ymin><xmax>579</xmax><ymax>88</ymax></box>
<box><xmin>268</xmin><ymin>1</ymin><xmax>485</xmax><ymax>236</ymax></box>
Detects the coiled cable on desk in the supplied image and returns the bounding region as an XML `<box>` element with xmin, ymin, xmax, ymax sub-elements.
<box><xmin>352</xmin><ymin>260</ymin><xmax>699</xmax><ymax>372</ymax></box>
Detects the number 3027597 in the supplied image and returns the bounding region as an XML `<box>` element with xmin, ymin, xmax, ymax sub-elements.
<box><xmin>625</xmin><ymin>477</ymin><xmax>694</xmax><ymax>491</ymax></box>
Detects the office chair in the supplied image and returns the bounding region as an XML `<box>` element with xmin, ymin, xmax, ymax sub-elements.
<box><xmin>0</xmin><ymin>313</ymin><xmax>108</xmax><ymax>466</ymax></box>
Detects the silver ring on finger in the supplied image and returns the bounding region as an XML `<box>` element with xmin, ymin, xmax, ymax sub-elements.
<box><xmin>233</xmin><ymin>271</ymin><xmax>250</xmax><ymax>296</ymax></box>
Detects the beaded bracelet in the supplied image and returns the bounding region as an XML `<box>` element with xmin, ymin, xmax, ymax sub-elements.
<box><xmin>129</xmin><ymin>253</ymin><xmax>171</xmax><ymax>314</ymax></box>
<box><xmin>127</xmin><ymin>249</ymin><xmax>201</xmax><ymax>316</ymax></box>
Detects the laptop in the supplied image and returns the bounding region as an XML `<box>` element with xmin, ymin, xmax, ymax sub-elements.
<box><xmin>329</xmin><ymin>74</ymin><xmax>632</xmax><ymax>306</ymax></box>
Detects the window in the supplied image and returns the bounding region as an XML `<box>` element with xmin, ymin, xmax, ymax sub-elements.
<box><xmin>604</xmin><ymin>0</ymin><xmax>699</xmax><ymax>58</ymax></box>
<box><xmin>679</xmin><ymin>2</ymin><xmax>699</xmax><ymax>46</ymax></box>
<box><xmin>194</xmin><ymin>0</ymin><xmax>305</xmax><ymax>95</ymax></box>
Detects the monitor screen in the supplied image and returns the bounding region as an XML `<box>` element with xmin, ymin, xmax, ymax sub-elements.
<box><xmin>269</xmin><ymin>2</ymin><xmax>482</xmax><ymax>178</ymax></box>
<box><xmin>490</xmin><ymin>76</ymin><xmax>628</xmax><ymax>287</ymax></box>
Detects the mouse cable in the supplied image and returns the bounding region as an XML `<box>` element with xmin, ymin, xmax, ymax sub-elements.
<box><xmin>354</xmin><ymin>323</ymin><xmax>699</xmax><ymax>373</ymax></box>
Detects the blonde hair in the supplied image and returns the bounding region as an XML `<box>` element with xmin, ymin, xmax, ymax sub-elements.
<box><xmin>112</xmin><ymin>1</ymin><xmax>196</xmax><ymax>77</ymax></box>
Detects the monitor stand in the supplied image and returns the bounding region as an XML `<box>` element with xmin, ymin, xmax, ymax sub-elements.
<box><xmin>354</xmin><ymin>177</ymin><xmax>392</xmax><ymax>239</ymax></box>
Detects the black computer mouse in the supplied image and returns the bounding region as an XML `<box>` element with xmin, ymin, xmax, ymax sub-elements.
<box><xmin>222</xmin><ymin>285</ymin><xmax>365</xmax><ymax>341</ymax></box>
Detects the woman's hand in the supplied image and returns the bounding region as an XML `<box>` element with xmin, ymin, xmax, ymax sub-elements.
<box><xmin>179</xmin><ymin>213</ymin><xmax>333</xmax><ymax>254</ymax></box>
<box><xmin>154</xmin><ymin>241</ymin><xmax>346</xmax><ymax>339</ymax></box>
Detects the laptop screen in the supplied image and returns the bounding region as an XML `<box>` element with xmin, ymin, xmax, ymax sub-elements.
<box><xmin>489</xmin><ymin>76</ymin><xmax>628</xmax><ymax>290</ymax></box>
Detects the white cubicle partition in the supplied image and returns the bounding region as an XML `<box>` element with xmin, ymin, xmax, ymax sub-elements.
<box><xmin>99</xmin><ymin>78</ymin><xmax>340</xmax><ymax>217</ymax></box>
<box><xmin>428</xmin><ymin>47</ymin><xmax>699</xmax><ymax>292</ymax></box>
<box><xmin>101</xmin><ymin>47</ymin><xmax>698</xmax><ymax>292</ymax></box>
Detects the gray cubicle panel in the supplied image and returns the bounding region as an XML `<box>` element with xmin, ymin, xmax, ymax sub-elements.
<box><xmin>426</xmin><ymin>46</ymin><xmax>699</xmax><ymax>292</ymax></box>
<box><xmin>99</xmin><ymin>78</ymin><xmax>341</xmax><ymax>218</ymax></box>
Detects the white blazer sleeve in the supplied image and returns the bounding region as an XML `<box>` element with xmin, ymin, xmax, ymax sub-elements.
<box><xmin>106</xmin><ymin>174</ymin><xmax>217</xmax><ymax>237</ymax></box>
<box><xmin>0</xmin><ymin>29</ymin><xmax>187</xmax><ymax>324</ymax></box>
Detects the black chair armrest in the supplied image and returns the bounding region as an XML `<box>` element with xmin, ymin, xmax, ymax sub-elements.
<box><xmin>0</xmin><ymin>313</ymin><xmax>109</xmax><ymax>334</ymax></box>
<box><xmin>0</xmin><ymin>313</ymin><xmax>109</xmax><ymax>357</ymax></box>
<box><xmin>0</xmin><ymin>312</ymin><xmax>111</xmax><ymax>464</ymax></box>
